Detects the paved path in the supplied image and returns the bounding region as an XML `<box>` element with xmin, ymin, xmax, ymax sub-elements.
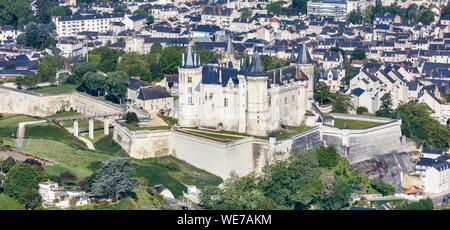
<box><xmin>0</xmin><ymin>151</ymin><xmax>53</xmax><ymax>165</ymax></box>
<box><xmin>79</xmin><ymin>134</ymin><xmax>96</xmax><ymax>151</ymax></box>
<box><xmin>15</xmin><ymin>120</ymin><xmax>47</xmax><ymax>148</ymax></box>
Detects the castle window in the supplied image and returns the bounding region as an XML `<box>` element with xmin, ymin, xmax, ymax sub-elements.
<box><xmin>209</xmin><ymin>93</ymin><xmax>213</xmax><ymax>99</ymax></box>
<box><xmin>292</xmin><ymin>95</ymin><xmax>295</xmax><ymax>102</ymax></box>
<box><xmin>188</xmin><ymin>87</ymin><xmax>192</xmax><ymax>94</ymax></box>
<box><xmin>188</xmin><ymin>77</ymin><xmax>192</xmax><ymax>83</ymax></box>
<box><xmin>268</xmin><ymin>96</ymin><xmax>271</xmax><ymax>106</ymax></box>
<box><xmin>285</xmin><ymin>97</ymin><xmax>287</xmax><ymax>104</ymax></box>
<box><xmin>188</xmin><ymin>97</ymin><xmax>193</xmax><ymax>105</ymax></box>
<box><xmin>224</xmin><ymin>98</ymin><xmax>228</xmax><ymax>107</ymax></box>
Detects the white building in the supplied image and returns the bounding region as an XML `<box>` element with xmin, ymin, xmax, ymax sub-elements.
<box><xmin>53</xmin><ymin>13</ymin><xmax>124</xmax><ymax>37</ymax></box>
<box><xmin>39</xmin><ymin>182</ymin><xmax>89</xmax><ymax>209</ymax></box>
<box><xmin>178</xmin><ymin>41</ymin><xmax>314</xmax><ymax>136</ymax></box>
<box><xmin>415</xmin><ymin>150</ymin><xmax>450</xmax><ymax>194</ymax></box>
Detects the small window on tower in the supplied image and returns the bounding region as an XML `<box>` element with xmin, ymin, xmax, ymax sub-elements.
<box><xmin>188</xmin><ymin>97</ymin><xmax>193</xmax><ymax>105</ymax></box>
<box><xmin>188</xmin><ymin>77</ymin><xmax>192</xmax><ymax>83</ymax></box>
<box><xmin>188</xmin><ymin>87</ymin><xmax>192</xmax><ymax>94</ymax></box>
<box><xmin>224</xmin><ymin>98</ymin><xmax>228</xmax><ymax>107</ymax></box>
<box><xmin>285</xmin><ymin>97</ymin><xmax>287</xmax><ymax>104</ymax></box>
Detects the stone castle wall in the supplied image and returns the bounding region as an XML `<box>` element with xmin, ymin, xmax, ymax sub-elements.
<box><xmin>322</xmin><ymin>114</ymin><xmax>404</xmax><ymax>164</ymax></box>
<box><xmin>0</xmin><ymin>86</ymin><xmax>124</xmax><ymax>117</ymax></box>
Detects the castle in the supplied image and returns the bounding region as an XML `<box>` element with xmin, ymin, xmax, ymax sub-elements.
<box><xmin>178</xmin><ymin>39</ymin><xmax>315</xmax><ymax>136</ymax></box>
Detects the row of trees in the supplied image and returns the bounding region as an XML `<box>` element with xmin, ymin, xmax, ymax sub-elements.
<box><xmin>375</xmin><ymin>93</ymin><xmax>450</xmax><ymax>150</ymax></box>
<box><xmin>16</xmin><ymin>55</ymin><xmax>66</xmax><ymax>89</ymax></box>
<box><xmin>348</xmin><ymin>1</ymin><xmax>435</xmax><ymax>25</ymax></box>
<box><xmin>200</xmin><ymin>147</ymin><xmax>395</xmax><ymax>210</ymax></box>
<box><xmin>79</xmin><ymin>71</ymin><xmax>129</xmax><ymax>103</ymax></box>
<box><xmin>314</xmin><ymin>82</ymin><xmax>353</xmax><ymax>113</ymax></box>
<box><xmin>0</xmin><ymin>0</ymin><xmax>70</xmax><ymax>28</ymax></box>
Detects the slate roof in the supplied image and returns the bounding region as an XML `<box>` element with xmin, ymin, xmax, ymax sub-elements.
<box><xmin>137</xmin><ymin>86</ymin><xmax>171</xmax><ymax>100</ymax></box>
<box><xmin>351</xmin><ymin>87</ymin><xmax>365</xmax><ymax>97</ymax></box>
<box><xmin>201</xmin><ymin>65</ymin><xmax>238</xmax><ymax>86</ymax></box>
<box><xmin>128</xmin><ymin>77</ymin><xmax>150</xmax><ymax>90</ymax></box>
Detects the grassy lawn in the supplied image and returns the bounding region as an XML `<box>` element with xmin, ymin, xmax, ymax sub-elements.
<box><xmin>47</xmin><ymin>110</ymin><xmax>81</xmax><ymax>118</ymax></box>
<box><xmin>158</xmin><ymin>115</ymin><xmax>178</xmax><ymax>126</ymax></box>
<box><xmin>133</xmin><ymin>156</ymin><xmax>222</xmax><ymax>198</ymax></box>
<box><xmin>25</xmin><ymin>123</ymin><xmax>88</xmax><ymax>150</ymax></box>
<box><xmin>94</xmin><ymin>133</ymin><xmax>128</xmax><ymax>157</ymax></box>
<box><xmin>0</xmin><ymin>194</ymin><xmax>25</xmax><ymax>210</ymax></box>
<box><xmin>32</xmin><ymin>84</ymin><xmax>78</xmax><ymax>94</ymax></box>
<box><xmin>0</xmin><ymin>114</ymin><xmax>41</xmax><ymax>138</ymax></box>
<box><xmin>182</xmin><ymin>129</ymin><xmax>242</xmax><ymax>141</ymax></box>
<box><xmin>61</xmin><ymin>119</ymin><xmax>104</xmax><ymax>133</ymax></box>
<box><xmin>273</xmin><ymin>125</ymin><xmax>308</xmax><ymax>139</ymax></box>
<box><xmin>126</xmin><ymin>123</ymin><xmax>169</xmax><ymax>131</ymax></box>
<box><xmin>21</xmin><ymin>139</ymin><xmax>116</xmax><ymax>179</ymax></box>
<box><xmin>334</xmin><ymin>119</ymin><xmax>381</xmax><ymax>129</ymax></box>
<box><xmin>369</xmin><ymin>199</ymin><xmax>408</xmax><ymax>207</ymax></box>
<box><xmin>0</xmin><ymin>114</ymin><xmax>40</xmax><ymax>126</ymax></box>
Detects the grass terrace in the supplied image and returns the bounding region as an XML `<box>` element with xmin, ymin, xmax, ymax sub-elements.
<box><xmin>47</xmin><ymin>110</ymin><xmax>81</xmax><ymax>118</ymax></box>
<box><xmin>0</xmin><ymin>194</ymin><xmax>25</xmax><ymax>210</ymax></box>
<box><xmin>273</xmin><ymin>125</ymin><xmax>308</xmax><ymax>139</ymax></box>
<box><xmin>126</xmin><ymin>123</ymin><xmax>169</xmax><ymax>131</ymax></box>
<box><xmin>180</xmin><ymin>129</ymin><xmax>244</xmax><ymax>142</ymax></box>
<box><xmin>32</xmin><ymin>84</ymin><xmax>78</xmax><ymax>94</ymax></box>
<box><xmin>334</xmin><ymin>119</ymin><xmax>381</xmax><ymax>130</ymax></box>
<box><xmin>158</xmin><ymin>115</ymin><xmax>178</xmax><ymax>126</ymax></box>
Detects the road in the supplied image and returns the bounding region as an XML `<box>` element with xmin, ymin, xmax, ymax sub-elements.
<box><xmin>430</xmin><ymin>192</ymin><xmax>450</xmax><ymax>205</ymax></box>
<box><xmin>15</xmin><ymin>120</ymin><xmax>47</xmax><ymax>148</ymax></box>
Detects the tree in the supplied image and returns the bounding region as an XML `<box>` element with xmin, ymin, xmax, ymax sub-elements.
<box><xmin>261</xmin><ymin>55</ymin><xmax>288</xmax><ymax>71</ymax></box>
<box><xmin>330</xmin><ymin>92</ymin><xmax>353</xmax><ymax>113</ymax></box>
<box><xmin>106</xmin><ymin>71</ymin><xmax>128</xmax><ymax>104</ymax></box>
<box><xmin>3</xmin><ymin>164</ymin><xmax>41</xmax><ymax>209</ymax></box>
<box><xmin>320</xmin><ymin>176</ymin><xmax>352</xmax><ymax>210</ymax></box>
<box><xmin>150</xmin><ymin>43</ymin><xmax>163</xmax><ymax>54</ymax></box>
<box><xmin>89</xmin><ymin>159</ymin><xmax>136</xmax><ymax>199</ymax></box>
<box><xmin>68</xmin><ymin>61</ymin><xmax>97</xmax><ymax>85</ymax></box>
<box><xmin>90</xmin><ymin>47</ymin><xmax>120</xmax><ymax>73</ymax></box>
<box><xmin>371</xmin><ymin>178</ymin><xmax>395</xmax><ymax>196</ymax></box>
<box><xmin>59</xmin><ymin>171</ymin><xmax>77</xmax><ymax>185</ymax></box>
<box><xmin>200</xmin><ymin>173</ymin><xmax>278</xmax><ymax>210</ymax></box>
<box><xmin>81</xmin><ymin>72</ymin><xmax>107</xmax><ymax>96</ymax></box>
<box><xmin>314</xmin><ymin>82</ymin><xmax>332</xmax><ymax>105</ymax></box>
<box><xmin>241</xmin><ymin>8</ymin><xmax>252</xmax><ymax>19</ymax></box>
<box><xmin>118</xmin><ymin>52</ymin><xmax>150</xmax><ymax>81</ymax></box>
<box><xmin>35</xmin><ymin>0</ymin><xmax>58</xmax><ymax>24</ymax></box>
<box><xmin>351</xmin><ymin>49</ymin><xmax>366</xmax><ymax>60</ymax></box>
<box><xmin>49</xmin><ymin>6</ymin><xmax>71</xmax><ymax>17</ymax></box>
<box><xmin>37</xmin><ymin>55</ymin><xmax>65</xmax><ymax>84</ymax></box>
<box><xmin>124</xmin><ymin>112</ymin><xmax>139</xmax><ymax>125</ymax></box>
<box><xmin>0</xmin><ymin>0</ymin><xmax>36</xmax><ymax>28</ymax></box>
<box><xmin>17</xmin><ymin>22</ymin><xmax>55</xmax><ymax>49</ymax></box>
<box><xmin>419</xmin><ymin>8</ymin><xmax>434</xmax><ymax>25</ymax></box>
<box><xmin>443</xmin><ymin>4</ymin><xmax>450</xmax><ymax>18</ymax></box>
<box><xmin>159</xmin><ymin>46</ymin><xmax>184</xmax><ymax>75</ymax></box>
<box><xmin>266</xmin><ymin>1</ymin><xmax>283</xmax><ymax>15</ymax></box>
<box><xmin>396</xmin><ymin>198</ymin><xmax>434</xmax><ymax>210</ymax></box>
<box><xmin>348</xmin><ymin>10</ymin><xmax>363</xmax><ymax>24</ymax></box>
<box><xmin>0</xmin><ymin>157</ymin><xmax>16</xmax><ymax>173</ymax></box>
<box><xmin>315</xmin><ymin>146</ymin><xmax>339</xmax><ymax>169</ymax></box>
<box><xmin>146</xmin><ymin>15</ymin><xmax>154</xmax><ymax>25</ymax></box>
<box><xmin>395</xmin><ymin>101</ymin><xmax>450</xmax><ymax>150</ymax></box>
<box><xmin>376</xmin><ymin>93</ymin><xmax>393</xmax><ymax>117</ymax></box>
<box><xmin>356</xmin><ymin>106</ymin><xmax>369</xmax><ymax>115</ymax></box>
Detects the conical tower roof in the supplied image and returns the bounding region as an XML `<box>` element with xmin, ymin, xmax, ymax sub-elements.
<box><xmin>297</xmin><ymin>41</ymin><xmax>312</xmax><ymax>65</ymax></box>
<box><xmin>246</xmin><ymin>48</ymin><xmax>265</xmax><ymax>76</ymax></box>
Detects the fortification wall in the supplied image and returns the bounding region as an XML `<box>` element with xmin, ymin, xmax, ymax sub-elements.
<box><xmin>0</xmin><ymin>86</ymin><xmax>72</xmax><ymax>116</ymax></box>
<box><xmin>113</xmin><ymin>123</ymin><xmax>171</xmax><ymax>159</ymax></box>
<box><xmin>321</xmin><ymin>114</ymin><xmax>404</xmax><ymax>164</ymax></box>
<box><xmin>0</xmin><ymin>86</ymin><xmax>124</xmax><ymax>117</ymax></box>
<box><xmin>170</xmin><ymin>132</ymin><xmax>269</xmax><ymax>179</ymax></box>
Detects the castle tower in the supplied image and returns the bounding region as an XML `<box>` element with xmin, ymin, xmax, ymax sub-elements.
<box><xmin>178</xmin><ymin>42</ymin><xmax>203</xmax><ymax>127</ymax></box>
<box><xmin>296</xmin><ymin>41</ymin><xmax>314</xmax><ymax>110</ymax></box>
<box><xmin>221</xmin><ymin>35</ymin><xmax>240</xmax><ymax>69</ymax></box>
<box><xmin>240</xmin><ymin>49</ymin><xmax>269</xmax><ymax>136</ymax></box>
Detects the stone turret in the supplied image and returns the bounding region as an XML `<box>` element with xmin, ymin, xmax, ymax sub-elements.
<box><xmin>296</xmin><ymin>41</ymin><xmax>314</xmax><ymax>110</ymax></box>
<box><xmin>178</xmin><ymin>42</ymin><xmax>203</xmax><ymax>127</ymax></box>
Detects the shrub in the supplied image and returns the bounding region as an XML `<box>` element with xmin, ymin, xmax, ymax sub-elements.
<box><xmin>356</xmin><ymin>106</ymin><xmax>368</xmax><ymax>115</ymax></box>
<box><xmin>371</xmin><ymin>178</ymin><xmax>395</xmax><ymax>196</ymax></box>
<box><xmin>124</xmin><ymin>112</ymin><xmax>139</xmax><ymax>124</ymax></box>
